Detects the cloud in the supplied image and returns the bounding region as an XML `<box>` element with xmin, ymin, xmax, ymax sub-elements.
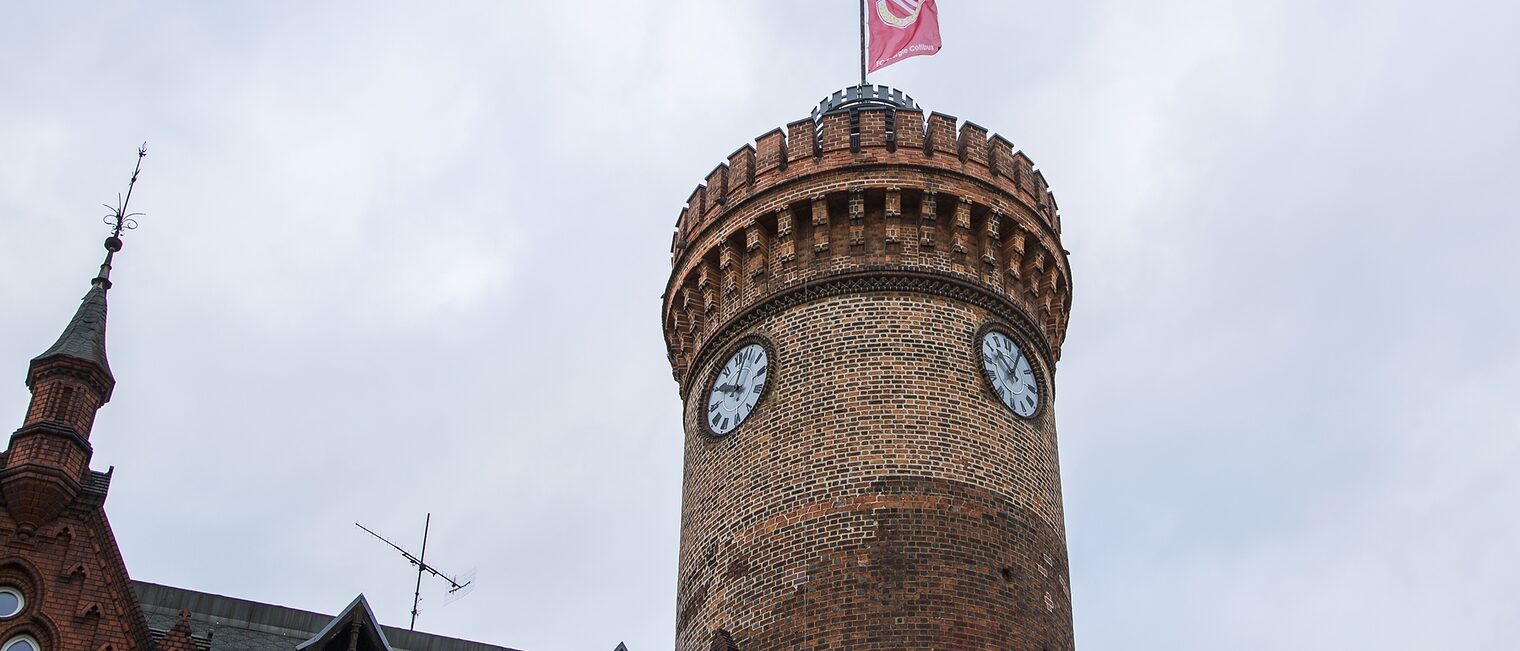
<box><xmin>2</xmin><ymin>1</ymin><xmax>1517</xmax><ymax>650</ymax></box>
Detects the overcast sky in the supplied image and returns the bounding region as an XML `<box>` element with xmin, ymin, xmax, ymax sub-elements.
<box><xmin>2</xmin><ymin>1</ymin><xmax>1518</xmax><ymax>650</ymax></box>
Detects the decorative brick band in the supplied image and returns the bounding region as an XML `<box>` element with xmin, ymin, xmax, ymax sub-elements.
<box><xmin>664</xmin><ymin>180</ymin><xmax>1072</xmax><ymax>385</ymax></box>
<box><xmin>675</xmin><ymin>472</ymin><xmax>1075</xmax><ymax>650</ymax></box>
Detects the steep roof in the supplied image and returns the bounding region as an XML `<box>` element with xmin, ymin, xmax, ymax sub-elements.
<box><xmin>30</xmin><ymin>283</ymin><xmax>113</xmax><ymax>381</ymax></box>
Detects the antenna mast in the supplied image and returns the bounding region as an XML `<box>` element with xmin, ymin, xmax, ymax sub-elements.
<box><xmin>411</xmin><ymin>514</ymin><xmax>430</xmax><ymax>630</ymax></box>
<box><xmin>356</xmin><ymin>514</ymin><xmax>474</xmax><ymax>630</ymax></box>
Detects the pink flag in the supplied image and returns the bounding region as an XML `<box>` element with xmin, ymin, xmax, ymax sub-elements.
<box><xmin>867</xmin><ymin>0</ymin><xmax>942</xmax><ymax>73</ymax></box>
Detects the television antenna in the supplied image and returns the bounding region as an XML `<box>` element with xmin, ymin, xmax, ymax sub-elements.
<box><xmin>356</xmin><ymin>514</ymin><xmax>475</xmax><ymax>630</ymax></box>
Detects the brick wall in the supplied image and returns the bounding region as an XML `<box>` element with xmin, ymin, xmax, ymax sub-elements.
<box><xmin>0</xmin><ymin>489</ymin><xmax>153</xmax><ymax>651</ymax></box>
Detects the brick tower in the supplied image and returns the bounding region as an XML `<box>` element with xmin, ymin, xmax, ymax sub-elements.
<box><xmin>0</xmin><ymin>154</ymin><xmax>154</xmax><ymax>651</ymax></box>
<box><xmin>661</xmin><ymin>86</ymin><xmax>1075</xmax><ymax>650</ymax></box>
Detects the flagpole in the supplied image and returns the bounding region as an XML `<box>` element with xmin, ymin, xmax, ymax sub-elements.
<box><xmin>859</xmin><ymin>0</ymin><xmax>867</xmax><ymax>86</ymax></box>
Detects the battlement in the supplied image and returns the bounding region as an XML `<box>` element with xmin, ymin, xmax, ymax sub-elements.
<box><xmin>671</xmin><ymin>106</ymin><xmax>1062</xmax><ymax>260</ymax></box>
<box><xmin>662</xmin><ymin>98</ymin><xmax>1073</xmax><ymax>392</ymax></box>
<box><xmin>811</xmin><ymin>84</ymin><xmax>920</xmax><ymax>120</ymax></box>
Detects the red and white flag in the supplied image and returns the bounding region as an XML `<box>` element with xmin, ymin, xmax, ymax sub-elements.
<box><xmin>867</xmin><ymin>0</ymin><xmax>942</xmax><ymax>73</ymax></box>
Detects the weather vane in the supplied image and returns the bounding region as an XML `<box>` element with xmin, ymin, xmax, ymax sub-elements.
<box><xmin>103</xmin><ymin>142</ymin><xmax>147</xmax><ymax>240</ymax></box>
<box><xmin>94</xmin><ymin>143</ymin><xmax>147</xmax><ymax>289</ymax></box>
<box><xmin>356</xmin><ymin>514</ymin><xmax>476</xmax><ymax>630</ymax></box>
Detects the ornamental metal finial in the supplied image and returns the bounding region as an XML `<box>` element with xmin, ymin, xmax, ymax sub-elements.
<box><xmin>94</xmin><ymin>143</ymin><xmax>147</xmax><ymax>288</ymax></box>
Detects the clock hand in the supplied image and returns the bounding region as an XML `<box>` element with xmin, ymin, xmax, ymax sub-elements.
<box><xmin>1004</xmin><ymin>355</ymin><xmax>1030</xmax><ymax>393</ymax></box>
<box><xmin>997</xmin><ymin>352</ymin><xmax>1017</xmax><ymax>378</ymax></box>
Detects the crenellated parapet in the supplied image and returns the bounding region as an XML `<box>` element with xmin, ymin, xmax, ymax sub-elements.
<box><xmin>670</xmin><ymin>109</ymin><xmax>1063</xmax><ymax>252</ymax></box>
<box><xmin>663</xmin><ymin>97</ymin><xmax>1073</xmax><ymax>389</ymax></box>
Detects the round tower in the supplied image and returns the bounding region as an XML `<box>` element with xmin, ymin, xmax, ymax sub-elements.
<box><xmin>662</xmin><ymin>86</ymin><xmax>1075</xmax><ymax>651</ymax></box>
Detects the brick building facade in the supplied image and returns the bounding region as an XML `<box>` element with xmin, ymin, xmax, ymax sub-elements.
<box><xmin>663</xmin><ymin>86</ymin><xmax>1075</xmax><ymax>650</ymax></box>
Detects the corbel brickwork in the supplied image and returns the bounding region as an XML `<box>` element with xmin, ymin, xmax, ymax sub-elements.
<box><xmin>847</xmin><ymin>190</ymin><xmax>865</xmax><ymax>250</ymax></box>
<box><xmin>920</xmin><ymin>191</ymin><xmax>938</xmax><ymax>250</ymax></box>
<box><xmin>809</xmin><ymin>196</ymin><xmax>829</xmax><ymax>255</ymax></box>
<box><xmin>744</xmin><ymin>223</ymin><xmax>768</xmax><ymax>301</ymax></box>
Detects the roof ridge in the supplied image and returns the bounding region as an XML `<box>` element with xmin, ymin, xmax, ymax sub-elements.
<box><xmin>131</xmin><ymin>582</ymin><xmax>526</xmax><ymax>651</ymax></box>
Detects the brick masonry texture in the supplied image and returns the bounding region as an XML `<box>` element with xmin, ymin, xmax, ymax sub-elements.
<box><xmin>0</xmin><ymin>492</ymin><xmax>153</xmax><ymax>651</ymax></box>
<box><xmin>0</xmin><ymin>352</ymin><xmax>153</xmax><ymax>651</ymax></box>
<box><xmin>664</xmin><ymin>105</ymin><xmax>1076</xmax><ymax>651</ymax></box>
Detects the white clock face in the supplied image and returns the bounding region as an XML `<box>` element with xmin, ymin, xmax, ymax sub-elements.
<box><xmin>706</xmin><ymin>343</ymin><xmax>770</xmax><ymax>435</ymax></box>
<box><xmin>981</xmin><ymin>331</ymin><xmax>1039</xmax><ymax>417</ymax></box>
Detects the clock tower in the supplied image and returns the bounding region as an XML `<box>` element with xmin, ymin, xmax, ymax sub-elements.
<box><xmin>662</xmin><ymin>86</ymin><xmax>1075</xmax><ymax>650</ymax></box>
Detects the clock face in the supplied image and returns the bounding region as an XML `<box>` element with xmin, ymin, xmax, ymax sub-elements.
<box><xmin>980</xmin><ymin>331</ymin><xmax>1039</xmax><ymax>418</ymax></box>
<box><xmin>706</xmin><ymin>343</ymin><xmax>770</xmax><ymax>435</ymax></box>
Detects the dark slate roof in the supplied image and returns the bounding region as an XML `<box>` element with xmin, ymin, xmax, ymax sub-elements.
<box><xmin>32</xmin><ymin>284</ymin><xmax>112</xmax><ymax>379</ymax></box>
<box><xmin>133</xmin><ymin>581</ymin><xmax>525</xmax><ymax>651</ymax></box>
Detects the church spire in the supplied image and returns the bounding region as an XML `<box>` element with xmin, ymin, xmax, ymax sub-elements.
<box><xmin>26</xmin><ymin>144</ymin><xmax>145</xmax><ymax>391</ymax></box>
<box><xmin>3</xmin><ymin>146</ymin><xmax>146</xmax><ymax>533</ymax></box>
